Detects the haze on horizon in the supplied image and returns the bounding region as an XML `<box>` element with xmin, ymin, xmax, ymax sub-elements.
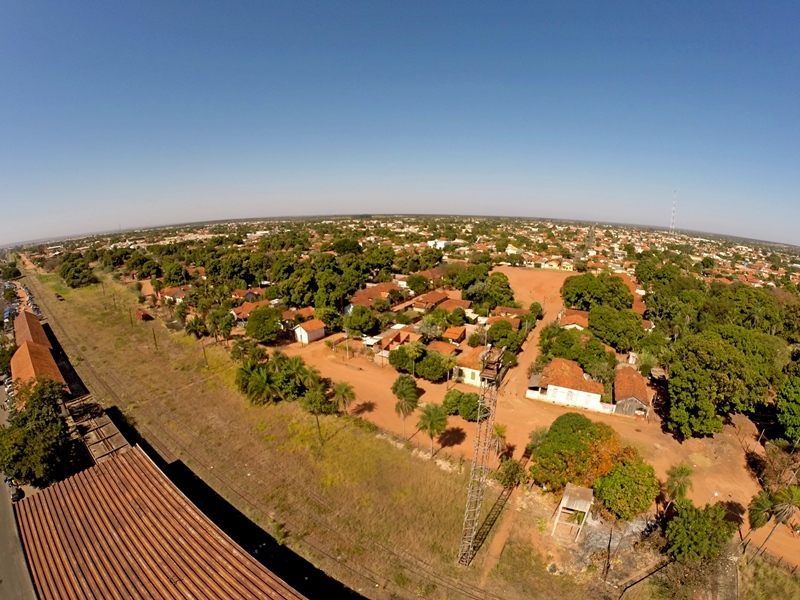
<box><xmin>1</xmin><ymin>2</ymin><xmax>798</xmax><ymax>246</ymax></box>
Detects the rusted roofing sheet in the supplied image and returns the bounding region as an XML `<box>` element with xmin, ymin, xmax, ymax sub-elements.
<box><xmin>14</xmin><ymin>309</ymin><xmax>52</xmax><ymax>348</ymax></box>
<box><xmin>15</xmin><ymin>445</ymin><xmax>306</xmax><ymax>600</ymax></box>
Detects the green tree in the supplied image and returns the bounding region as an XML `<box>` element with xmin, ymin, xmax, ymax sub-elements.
<box><xmin>777</xmin><ymin>376</ymin><xmax>800</xmax><ymax>443</ymax></box>
<box><xmin>0</xmin><ymin>377</ymin><xmax>70</xmax><ymax>486</ymax></box>
<box><xmin>665</xmin><ymin>500</ymin><xmax>737</xmax><ymax>561</ymax></box>
<box><xmin>665</xmin><ymin>463</ymin><xmax>694</xmax><ymax>513</ymax></box>
<box><xmin>407</xmin><ymin>274</ymin><xmax>429</xmax><ymax>295</ymax></box>
<box><xmin>405</xmin><ymin>340</ymin><xmax>425</xmax><ymax>377</ymax></box>
<box><xmin>392</xmin><ymin>374</ymin><xmax>419</xmax><ymax>438</ymax></box>
<box><xmin>494</xmin><ymin>457</ymin><xmax>527</xmax><ymax>488</ymax></box>
<box><xmin>742</xmin><ymin>490</ymin><xmax>774</xmax><ymax>547</ymax></box>
<box><xmin>415</xmin><ymin>351</ymin><xmax>448</xmax><ymax>382</ymax></box>
<box><xmin>162</xmin><ymin>262</ymin><xmax>189</xmax><ymax>286</ymax></box>
<box><xmin>300</xmin><ymin>387</ymin><xmax>336</xmax><ymax>445</ymax></box>
<box><xmin>331</xmin><ymin>381</ymin><xmax>356</xmax><ymax>414</ymax></box>
<box><xmin>593</xmin><ymin>451</ymin><xmax>660</xmax><ymax>521</ymax></box>
<box><xmin>748</xmin><ymin>486</ymin><xmax>800</xmax><ymax>564</ymax></box>
<box><xmin>185</xmin><ymin>316</ymin><xmax>206</xmax><ymax>339</ymax></box>
<box><xmin>246</xmin><ymin>306</ymin><xmax>282</xmax><ymax>343</ymax></box>
<box><xmin>417</xmin><ymin>403</ymin><xmax>448</xmax><ymax>457</ymax></box>
<box><xmin>561</xmin><ymin>273</ymin><xmax>633</xmax><ymax>311</ymax></box>
<box><xmin>529</xmin><ymin>413</ymin><xmax>621</xmax><ymax>491</ymax></box>
<box><xmin>588</xmin><ymin>306</ymin><xmax>645</xmax><ymax>352</ymax></box>
<box><xmin>175</xmin><ymin>301</ymin><xmax>188</xmax><ymax>323</ymax></box>
<box><xmin>344</xmin><ymin>305</ymin><xmax>377</xmax><ymax>337</ymax></box>
<box><xmin>244</xmin><ymin>366</ymin><xmax>284</xmax><ymax>406</ymax></box>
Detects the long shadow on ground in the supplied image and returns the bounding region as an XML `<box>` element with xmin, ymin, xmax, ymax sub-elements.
<box><xmin>107</xmin><ymin>407</ymin><xmax>365</xmax><ymax>599</ymax></box>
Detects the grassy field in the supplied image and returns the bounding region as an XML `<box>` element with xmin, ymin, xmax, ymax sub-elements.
<box><xmin>26</xmin><ymin>271</ymin><xmax>579</xmax><ymax>600</ymax></box>
<box><xmin>739</xmin><ymin>558</ymin><xmax>800</xmax><ymax>600</ymax></box>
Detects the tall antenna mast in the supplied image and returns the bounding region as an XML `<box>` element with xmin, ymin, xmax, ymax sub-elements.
<box><xmin>669</xmin><ymin>191</ymin><xmax>676</xmax><ymax>235</ymax></box>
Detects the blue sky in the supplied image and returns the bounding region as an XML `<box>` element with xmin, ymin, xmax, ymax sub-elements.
<box><xmin>1</xmin><ymin>2</ymin><xmax>798</xmax><ymax>245</ymax></box>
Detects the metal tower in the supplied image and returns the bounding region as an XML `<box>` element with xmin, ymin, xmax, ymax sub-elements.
<box><xmin>669</xmin><ymin>191</ymin><xmax>676</xmax><ymax>235</ymax></box>
<box><xmin>457</xmin><ymin>346</ymin><xmax>505</xmax><ymax>566</ymax></box>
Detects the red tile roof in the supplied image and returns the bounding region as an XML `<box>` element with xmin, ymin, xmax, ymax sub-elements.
<box><xmin>232</xmin><ymin>299</ymin><xmax>271</xmax><ymax>320</ymax></box>
<box><xmin>15</xmin><ymin>446</ymin><xmax>305</xmax><ymax>600</ymax></box>
<box><xmin>350</xmin><ymin>282</ymin><xmax>401</xmax><ymax>307</ymax></box>
<box><xmin>438</xmin><ymin>298</ymin><xmax>472</xmax><ymax>312</ymax></box>
<box><xmin>412</xmin><ymin>291</ymin><xmax>449</xmax><ymax>310</ymax></box>
<box><xmin>486</xmin><ymin>316</ymin><xmax>520</xmax><ymax>331</ymax></box>
<box><xmin>559</xmin><ymin>314</ymin><xmax>589</xmax><ymax>329</ymax></box>
<box><xmin>442</xmin><ymin>326</ymin><xmax>466</xmax><ymax>341</ymax></box>
<box><xmin>296</xmin><ymin>318</ymin><xmax>326</xmax><ymax>333</ymax></box>
<box><xmin>14</xmin><ymin>310</ymin><xmax>51</xmax><ymax>348</ymax></box>
<box><xmin>539</xmin><ymin>358</ymin><xmax>603</xmax><ymax>395</ymax></box>
<box><xmin>614</xmin><ymin>366</ymin><xmax>649</xmax><ymax>403</ymax></box>
<box><xmin>457</xmin><ymin>345</ymin><xmax>488</xmax><ymax>370</ymax></box>
<box><xmin>10</xmin><ymin>341</ymin><xmax>66</xmax><ymax>387</ymax></box>
<box><xmin>427</xmin><ymin>340</ymin><xmax>458</xmax><ymax>355</ymax></box>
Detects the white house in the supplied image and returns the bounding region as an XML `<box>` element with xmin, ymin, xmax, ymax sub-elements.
<box><xmin>526</xmin><ymin>358</ymin><xmax>613</xmax><ymax>414</ymax></box>
<box><xmin>294</xmin><ymin>318</ymin><xmax>326</xmax><ymax>345</ymax></box>
<box><xmin>453</xmin><ymin>345</ymin><xmax>488</xmax><ymax>388</ymax></box>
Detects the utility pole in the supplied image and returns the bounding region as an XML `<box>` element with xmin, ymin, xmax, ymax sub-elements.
<box><xmin>202</xmin><ymin>344</ymin><xmax>209</xmax><ymax>369</ymax></box>
<box><xmin>128</xmin><ymin>308</ymin><xmax>133</xmax><ymax>327</ymax></box>
<box><xmin>152</xmin><ymin>328</ymin><xmax>158</xmax><ymax>351</ymax></box>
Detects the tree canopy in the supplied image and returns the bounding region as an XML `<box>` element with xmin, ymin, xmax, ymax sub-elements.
<box><xmin>593</xmin><ymin>449</ymin><xmax>660</xmax><ymax>521</ymax></box>
<box><xmin>561</xmin><ymin>273</ymin><xmax>633</xmax><ymax>311</ymax></box>
<box><xmin>665</xmin><ymin>500</ymin><xmax>737</xmax><ymax>561</ymax></box>
<box><xmin>246</xmin><ymin>306</ymin><xmax>282</xmax><ymax>343</ymax></box>
<box><xmin>0</xmin><ymin>377</ymin><xmax>71</xmax><ymax>486</ymax></box>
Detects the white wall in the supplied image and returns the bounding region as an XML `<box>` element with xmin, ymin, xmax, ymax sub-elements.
<box><xmin>526</xmin><ymin>385</ymin><xmax>614</xmax><ymax>414</ymax></box>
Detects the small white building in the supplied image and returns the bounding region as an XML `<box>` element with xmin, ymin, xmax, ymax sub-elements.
<box><xmin>526</xmin><ymin>358</ymin><xmax>613</xmax><ymax>414</ymax></box>
<box><xmin>294</xmin><ymin>318</ymin><xmax>326</xmax><ymax>345</ymax></box>
<box><xmin>453</xmin><ymin>345</ymin><xmax>489</xmax><ymax>388</ymax></box>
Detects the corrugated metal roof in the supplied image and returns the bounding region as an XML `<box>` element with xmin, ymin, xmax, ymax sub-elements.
<box><xmin>15</xmin><ymin>445</ymin><xmax>306</xmax><ymax>600</ymax></box>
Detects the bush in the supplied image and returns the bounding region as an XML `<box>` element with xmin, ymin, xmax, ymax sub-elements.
<box><xmin>416</xmin><ymin>351</ymin><xmax>448</xmax><ymax>382</ymax></box>
<box><xmin>442</xmin><ymin>389</ymin><xmax>463</xmax><ymax>415</ymax></box>
<box><xmin>593</xmin><ymin>449</ymin><xmax>659</xmax><ymax>520</ymax></box>
<box><xmin>665</xmin><ymin>500</ymin><xmax>737</xmax><ymax>561</ymax></box>
<box><xmin>458</xmin><ymin>392</ymin><xmax>482</xmax><ymax>422</ymax></box>
<box><xmin>494</xmin><ymin>458</ymin><xmax>527</xmax><ymax>488</ymax></box>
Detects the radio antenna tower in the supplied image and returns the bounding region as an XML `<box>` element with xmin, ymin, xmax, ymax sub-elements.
<box><xmin>669</xmin><ymin>191</ymin><xmax>676</xmax><ymax>235</ymax></box>
<box><xmin>457</xmin><ymin>346</ymin><xmax>505</xmax><ymax>566</ymax></box>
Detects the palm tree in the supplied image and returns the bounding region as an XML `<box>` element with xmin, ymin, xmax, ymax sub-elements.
<box><xmin>332</xmin><ymin>382</ymin><xmax>356</xmax><ymax>414</ymax></box>
<box><xmin>418</xmin><ymin>403</ymin><xmax>448</xmax><ymax>458</ymax></box>
<box><xmin>491</xmin><ymin>423</ymin><xmax>508</xmax><ymax>468</ymax></box>
<box><xmin>219</xmin><ymin>318</ymin><xmax>233</xmax><ymax>348</ymax></box>
<box><xmin>235</xmin><ymin>359</ymin><xmax>260</xmax><ymax>394</ymax></box>
<box><xmin>392</xmin><ymin>375</ymin><xmax>419</xmax><ymax>438</ymax></box>
<box><xmin>742</xmin><ymin>490</ymin><xmax>773</xmax><ymax>547</ymax></box>
<box><xmin>185</xmin><ymin>316</ymin><xmax>205</xmax><ymax>339</ymax></box>
<box><xmin>246</xmin><ymin>367</ymin><xmax>284</xmax><ymax>406</ymax></box>
<box><xmin>405</xmin><ymin>340</ymin><xmax>424</xmax><ymax>377</ymax></box>
<box><xmin>749</xmin><ymin>486</ymin><xmax>800</xmax><ymax>564</ymax></box>
<box><xmin>283</xmin><ymin>356</ymin><xmax>307</xmax><ymax>388</ymax></box>
<box><xmin>269</xmin><ymin>349</ymin><xmax>288</xmax><ymax>372</ymax></box>
<box><xmin>440</xmin><ymin>352</ymin><xmax>458</xmax><ymax>383</ymax></box>
<box><xmin>301</xmin><ymin>387</ymin><xmax>331</xmax><ymax>445</ymax></box>
<box><xmin>664</xmin><ymin>463</ymin><xmax>694</xmax><ymax>514</ymax></box>
<box><xmin>302</xmin><ymin>365</ymin><xmax>322</xmax><ymax>390</ymax></box>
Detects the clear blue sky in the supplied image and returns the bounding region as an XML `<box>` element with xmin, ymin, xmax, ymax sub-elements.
<box><xmin>1</xmin><ymin>2</ymin><xmax>798</xmax><ymax>245</ymax></box>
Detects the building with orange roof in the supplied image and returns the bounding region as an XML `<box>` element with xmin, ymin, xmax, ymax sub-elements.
<box><xmin>613</xmin><ymin>366</ymin><xmax>650</xmax><ymax>417</ymax></box>
<box><xmin>294</xmin><ymin>318</ymin><xmax>326</xmax><ymax>345</ymax></box>
<box><xmin>454</xmin><ymin>345</ymin><xmax>488</xmax><ymax>387</ymax></box>
<box><xmin>526</xmin><ymin>358</ymin><xmax>612</xmax><ymax>414</ymax></box>
<box><xmin>14</xmin><ymin>309</ymin><xmax>51</xmax><ymax>349</ymax></box>
<box><xmin>10</xmin><ymin>341</ymin><xmax>66</xmax><ymax>393</ymax></box>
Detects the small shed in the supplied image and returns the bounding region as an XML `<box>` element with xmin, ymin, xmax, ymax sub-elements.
<box><xmin>135</xmin><ymin>309</ymin><xmax>152</xmax><ymax>321</ymax></box>
<box><xmin>552</xmin><ymin>483</ymin><xmax>593</xmax><ymax>541</ymax></box>
<box><xmin>294</xmin><ymin>318</ymin><xmax>326</xmax><ymax>345</ymax></box>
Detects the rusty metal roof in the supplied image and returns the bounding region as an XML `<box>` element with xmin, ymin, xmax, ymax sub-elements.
<box><xmin>15</xmin><ymin>445</ymin><xmax>306</xmax><ymax>600</ymax></box>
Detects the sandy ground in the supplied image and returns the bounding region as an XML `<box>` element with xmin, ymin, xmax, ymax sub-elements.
<box><xmin>285</xmin><ymin>267</ymin><xmax>799</xmax><ymax>566</ymax></box>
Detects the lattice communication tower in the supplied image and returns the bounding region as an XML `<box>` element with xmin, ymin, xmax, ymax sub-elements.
<box><xmin>457</xmin><ymin>346</ymin><xmax>505</xmax><ymax>566</ymax></box>
<box><xmin>670</xmin><ymin>191</ymin><xmax>676</xmax><ymax>235</ymax></box>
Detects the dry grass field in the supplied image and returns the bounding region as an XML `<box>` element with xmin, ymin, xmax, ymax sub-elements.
<box><xmin>25</xmin><ymin>271</ymin><xmax>584</xmax><ymax>600</ymax></box>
